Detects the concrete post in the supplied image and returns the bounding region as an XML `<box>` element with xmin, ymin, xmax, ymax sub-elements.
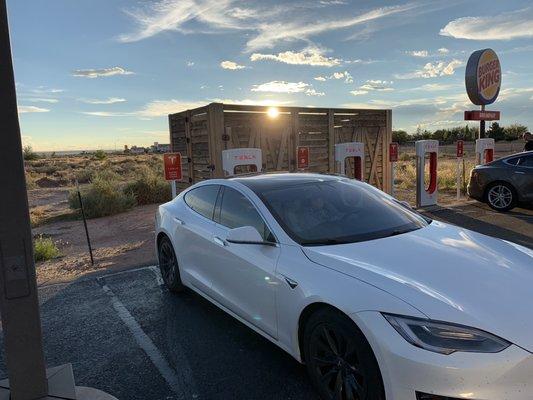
<box><xmin>0</xmin><ymin>1</ymin><xmax>49</xmax><ymax>399</ymax></box>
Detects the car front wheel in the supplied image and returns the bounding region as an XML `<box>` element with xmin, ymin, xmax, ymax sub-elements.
<box><xmin>158</xmin><ymin>236</ymin><xmax>184</xmax><ymax>292</ymax></box>
<box><xmin>304</xmin><ymin>309</ymin><xmax>385</xmax><ymax>400</ymax></box>
<box><xmin>486</xmin><ymin>182</ymin><xmax>517</xmax><ymax>212</ymax></box>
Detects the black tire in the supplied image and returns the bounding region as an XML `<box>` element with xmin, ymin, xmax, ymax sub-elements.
<box><xmin>303</xmin><ymin>309</ymin><xmax>385</xmax><ymax>400</ymax></box>
<box><xmin>158</xmin><ymin>236</ymin><xmax>184</xmax><ymax>292</ymax></box>
<box><xmin>485</xmin><ymin>182</ymin><xmax>517</xmax><ymax>212</ymax></box>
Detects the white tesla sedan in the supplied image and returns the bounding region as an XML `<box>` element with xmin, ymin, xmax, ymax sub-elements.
<box><xmin>155</xmin><ymin>173</ymin><xmax>533</xmax><ymax>400</ymax></box>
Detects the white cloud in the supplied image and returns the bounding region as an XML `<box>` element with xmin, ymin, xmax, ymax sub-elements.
<box><xmin>314</xmin><ymin>70</ymin><xmax>353</xmax><ymax>83</ymax></box>
<box><xmin>359</xmin><ymin>79</ymin><xmax>394</xmax><ymax>91</ymax></box>
<box><xmin>252</xmin><ymin>81</ymin><xmax>309</xmax><ymax>94</ymax></box>
<box><xmin>246</xmin><ymin>3</ymin><xmax>419</xmax><ymax>51</ymax></box>
<box><xmin>350</xmin><ymin>90</ymin><xmax>368</xmax><ymax>96</ymax></box>
<box><xmin>18</xmin><ymin>105</ymin><xmax>50</xmax><ymax>113</ymax></box>
<box><xmin>220</xmin><ymin>60</ymin><xmax>246</xmax><ymax>70</ymax></box>
<box><xmin>27</xmin><ymin>98</ymin><xmax>59</xmax><ymax>103</ymax></box>
<box><xmin>396</xmin><ymin>59</ymin><xmax>464</xmax><ymax>79</ymax></box>
<box><xmin>187</xmin><ymin>61</ymin><xmax>195</xmax><ymax>67</ymax></box>
<box><xmin>406</xmin><ymin>50</ymin><xmax>428</xmax><ymax>57</ymax></box>
<box><xmin>438</xmin><ymin>47</ymin><xmax>449</xmax><ymax>54</ymax></box>
<box><xmin>305</xmin><ymin>88</ymin><xmax>325</xmax><ymax>97</ymax></box>
<box><xmin>83</xmin><ymin>99</ymin><xmax>205</xmax><ymax>118</ymax></box>
<box><xmin>440</xmin><ymin>8</ymin><xmax>533</xmax><ymax>40</ymax></box>
<box><xmin>251</xmin><ymin>81</ymin><xmax>324</xmax><ymax>96</ymax></box>
<box><xmin>319</xmin><ymin>0</ymin><xmax>347</xmax><ymax>5</ymax></box>
<box><xmin>119</xmin><ymin>0</ymin><xmax>419</xmax><ymax>52</ymax></box>
<box><xmin>251</xmin><ymin>47</ymin><xmax>341</xmax><ymax>67</ymax></box>
<box><xmin>79</xmin><ymin>97</ymin><xmax>127</xmax><ymax>104</ymax></box>
<box><xmin>72</xmin><ymin>67</ymin><xmax>134</xmax><ymax>78</ymax></box>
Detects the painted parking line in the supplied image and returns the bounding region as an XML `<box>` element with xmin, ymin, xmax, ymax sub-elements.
<box><xmin>98</xmin><ymin>274</ymin><xmax>198</xmax><ymax>399</ymax></box>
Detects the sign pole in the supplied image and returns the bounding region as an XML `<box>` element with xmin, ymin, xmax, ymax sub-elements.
<box><xmin>389</xmin><ymin>143</ymin><xmax>399</xmax><ymax>198</ymax></box>
<box><xmin>456</xmin><ymin>140</ymin><xmax>464</xmax><ymax>200</ymax></box>
<box><xmin>480</xmin><ymin>105</ymin><xmax>485</xmax><ymax>139</ymax></box>
<box><xmin>0</xmin><ymin>1</ymin><xmax>49</xmax><ymax>397</ymax></box>
<box><xmin>171</xmin><ymin>181</ymin><xmax>177</xmax><ymax>198</ymax></box>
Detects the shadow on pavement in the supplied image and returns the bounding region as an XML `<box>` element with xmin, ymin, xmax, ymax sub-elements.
<box><xmin>423</xmin><ymin>206</ymin><xmax>533</xmax><ymax>249</ymax></box>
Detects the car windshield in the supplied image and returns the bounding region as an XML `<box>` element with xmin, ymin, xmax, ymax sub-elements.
<box><xmin>255</xmin><ymin>179</ymin><xmax>429</xmax><ymax>246</ymax></box>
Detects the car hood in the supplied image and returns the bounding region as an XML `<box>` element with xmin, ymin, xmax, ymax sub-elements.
<box><xmin>303</xmin><ymin>221</ymin><xmax>533</xmax><ymax>352</ymax></box>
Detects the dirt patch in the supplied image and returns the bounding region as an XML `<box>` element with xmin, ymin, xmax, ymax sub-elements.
<box><xmin>33</xmin><ymin>204</ymin><xmax>158</xmax><ymax>285</ymax></box>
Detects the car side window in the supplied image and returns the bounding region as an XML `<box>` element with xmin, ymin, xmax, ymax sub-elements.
<box><xmin>521</xmin><ymin>155</ymin><xmax>533</xmax><ymax>167</ymax></box>
<box><xmin>506</xmin><ymin>157</ymin><xmax>521</xmax><ymax>166</ymax></box>
<box><xmin>218</xmin><ymin>187</ymin><xmax>273</xmax><ymax>241</ymax></box>
<box><xmin>184</xmin><ymin>185</ymin><xmax>220</xmax><ymax>220</ymax></box>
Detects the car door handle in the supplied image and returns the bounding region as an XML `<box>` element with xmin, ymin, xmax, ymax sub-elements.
<box><xmin>514</xmin><ymin>171</ymin><xmax>525</xmax><ymax>174</ymax></box>
<box><xmin>173</xmin><ymin>217</ymin><xmax>185</xmax><ymax>225</ymax></box>
<box><xmin>213</xmin><ymin>236</ymin><xmax>227</xmax><ymax>246</ymax></box>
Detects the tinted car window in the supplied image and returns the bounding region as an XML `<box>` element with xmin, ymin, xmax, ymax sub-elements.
<box><xmin>506</xmin><ymin>157</ymin><xmax>521</xmax><ymax>166</ymax></box>
<box><xmin>255</xmin><ymin>179</ymin><xmax>428</xmax><ymax>245</ymax></box>
<box><xmin>521</xmin><ymin>155</ymin><xmax>533</xmax><ymax>167</ymax></box>
<box><xmin>184</xmin><ymin>185</ymin><xmax>220</xmax><ymax>220</ymax></box>
<box><xmin>218</xmin><ymin>187</ymin><xmax>272</xmax><ymax>241</ymax></box>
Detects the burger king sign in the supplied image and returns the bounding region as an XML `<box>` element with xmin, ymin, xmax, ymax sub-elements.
<box><xmin>465</xmin><ymin>48</ymin><xmax>501</xmax><ymax>105</ymax></box>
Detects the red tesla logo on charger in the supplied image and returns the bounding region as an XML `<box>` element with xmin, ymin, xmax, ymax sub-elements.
<box><xmin>297</xmin><ymin>146</ymin><xmax>309</xmax><ymax>169</ymax></box>
<box><xmin>164</xmin><ymin>153</ymin><xmax>182</xmax><ymax>181</ymax></box>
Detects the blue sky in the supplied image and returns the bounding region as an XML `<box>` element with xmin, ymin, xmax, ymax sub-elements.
<box><xmin>8</xmin><ymin>0</ymin><xmax>533</xmax><ymax>151</ymax></box>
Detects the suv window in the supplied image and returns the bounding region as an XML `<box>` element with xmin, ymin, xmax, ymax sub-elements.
<box><xmin>184</xmin><ymin>185</ymin><xmax>220</xmax><ymax>220</ymax></box>
<box><xmin>217</xmin><ymin>187</ymin><xmax>273</xmax><ymax>241</ymax></box>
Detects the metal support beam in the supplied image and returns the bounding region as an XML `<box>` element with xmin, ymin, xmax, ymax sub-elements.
<box><xmin>0</xmin><ymin>1</ymin><xmax>48</xmax><ymax>399</ymax></box>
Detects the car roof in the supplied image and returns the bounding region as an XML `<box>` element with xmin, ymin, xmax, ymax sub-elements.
<box><xmin>231</xmin><ymin>172</ymin><xmax>339</xmax><ymax>192</ymax></box>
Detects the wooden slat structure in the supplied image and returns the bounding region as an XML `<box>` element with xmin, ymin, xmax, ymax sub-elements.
<box><xmin>169</xmin><ymin>103</ymin><xmax>392</xmax><ymax>193</ymax></box>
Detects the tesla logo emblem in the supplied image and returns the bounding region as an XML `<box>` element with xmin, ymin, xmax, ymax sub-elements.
<box><xmin>163</xmin><ymin>153</ymin><xmax>182</xmax><ymax>181</ymax></box>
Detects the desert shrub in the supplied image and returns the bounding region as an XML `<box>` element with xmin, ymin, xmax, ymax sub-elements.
<box><xmin>34</xmin><ymin>235</ymin><xmax>61</xmax><ymax>262</ymax></box>
<box><xmin>25</xmin><ymin>171</ymin><xmax>41</xmax><ymax>190</ymax></box>
<box><xmin>124</xmin><ymin>166</ymin><xmax>171</xmax><ymax>205</ymax></box>
<box><xmin>93</xmin><ymin>150</ymin><xmax>107</xmax><ymax>160</ymax></box>
<box><xmin>74</xmin><ymin>167</ymin><xmax>94</xmax><ymax>184</ymax></box>
<box><xmin>23</xmin><ymin>145</ymin><xmax>39</xmax><ymax>161</ymax></box>
<box><xmin>399</xmin><ymin>152</ymin><xmax>413</xmax><ymax>162</ymax></box>
<box><xmin>68</xmin><ymin>171</ymin><xmax>135</xmax><ymax>218</ymax></box>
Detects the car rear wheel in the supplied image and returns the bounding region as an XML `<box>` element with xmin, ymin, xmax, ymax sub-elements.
<box><xmin>158</xmin><ymin>236</ymin><xmax>184</xmax><ymax>292</ymax></box>
<box><xmin>303</xmin><ymin>309</ymin><xmax>385</xmax><ymax>400</ymax></box>
<box><xmin>485</xmin><ymin>182</ymin><xmax>517</xmax><ymax>212</ymax></box>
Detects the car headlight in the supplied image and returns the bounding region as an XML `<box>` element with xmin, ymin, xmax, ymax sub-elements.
<box><xmin>383</xmin><ymin>314</ymin><xmax>511</xmax><ymax>355</ymax></box>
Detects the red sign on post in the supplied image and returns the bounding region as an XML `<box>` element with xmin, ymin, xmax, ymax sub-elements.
<box><xmin>464</xmin><ymin>110</ymin><xmax>500</xmax><ymax>121</ymax></box>
<box><xmin>164</xmin><ymin>153</ymin><xmax>182</xmax><ymax>181</ymax></box>
<box><xmin>389</xmin><ymin>143</ymin><xmax>399</xmax><ymax>162</ymax></box>
<box><xmin>297</xmin><ymin>146</ymin><xmax>309</xmax><ymax>169</ymax></box>
<box><xmin>456</xmin><ymin>140</ymin><xmax>464</xmax><ymax>158</ymax></box>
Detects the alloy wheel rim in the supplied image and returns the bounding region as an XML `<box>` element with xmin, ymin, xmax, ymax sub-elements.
<box><xmin>159</xmin><ymin>242</ymin><xmax>177</xmax><ymax>284</ymax></box>
<box><xmin>488</xmin><ymin>185</ymin><xmax>512</xmax><ymax>209</ymax></box>
<box><xmin>311</xmin><ymin>325</ymin><xmax>366</xmax><ymax>400</ymax></box>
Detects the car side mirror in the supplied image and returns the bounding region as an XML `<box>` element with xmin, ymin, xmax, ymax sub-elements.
<box><xmin>226</xmin><ymin>226</ymin><xmax>276</xmax><ymax>246</ymax></box>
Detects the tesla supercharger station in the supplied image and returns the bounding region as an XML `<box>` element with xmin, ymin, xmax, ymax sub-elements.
<box><xmin>416</xmin><ymin>140</ymin><xmax>439</xmax><ymax>208</ymax></box>
<box><xmin>475</xmin><ymin>138</ymin><xmax>495</xmax><ymax>165</ymax></box>
<box><xmin>335</xmin><ymin>142</ymin><xmax>365</xmax><ymax>180</ymax></box>
<box><xmin>222</xmin><ymin>148</ymin><xmax>262</xmax><ymax>177</ymax></box>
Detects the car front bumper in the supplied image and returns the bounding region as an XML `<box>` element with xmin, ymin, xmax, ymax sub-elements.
<box><xmin>354</xmin><ymin>311</ymin><xmax>533</xmax><ymax>400</ymax></box>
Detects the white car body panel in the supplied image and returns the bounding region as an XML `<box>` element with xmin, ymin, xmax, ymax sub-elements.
<box><xmin>155</xmin><ymin>174</ymin><xmax>533</xmax><ymax>399</ymax></box>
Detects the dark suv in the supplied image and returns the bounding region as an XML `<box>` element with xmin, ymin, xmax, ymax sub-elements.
<box><xmin>468</xmin><ymin>151</ymin><xmax>533</xmax><ymax>211</ymax></box>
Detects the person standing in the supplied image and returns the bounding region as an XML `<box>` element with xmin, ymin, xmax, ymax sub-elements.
<box><xmin>524</xmin><ymin>132</ymin><xmax>533</xmax><ymax>152</ymax></box>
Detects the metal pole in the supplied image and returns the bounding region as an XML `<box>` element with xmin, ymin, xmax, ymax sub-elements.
<box><xmin>171</xmin><ymin>180</ymin><xmax>177</xmax><ymax>198</ymax></box>
<box><xmin>0</xmin><ymin>1</ymin><xmax>48</xmax><ymax>398</ymax></box>
<box><xmin>76</xmin><ymin>180</ymin><xmax>94</xmax><ymax>265</ymax></box>
<box><xmin>479</xmin><ymin>105</ymin><xmax>485</xmax><ymax>139</ymax></box>
<box><xmin>391</xmin><ymin>162</ymin><xmax>395</xmax><ymax>198</ymax></box>
<box><xmin>456</xmin><ymin>158</ymin><xmax>461</xmax><ymax>200</ymax></box>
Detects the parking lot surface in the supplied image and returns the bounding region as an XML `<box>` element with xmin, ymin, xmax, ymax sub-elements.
<box><xmin>0</xmin><ymin>267</ymin><xmax>318</xmax><ymax>400</ymax></box>
<box><xmin>0</xmin><ymin>202</ymin><xmax>531</xmax><ymax>399</ymax></box>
